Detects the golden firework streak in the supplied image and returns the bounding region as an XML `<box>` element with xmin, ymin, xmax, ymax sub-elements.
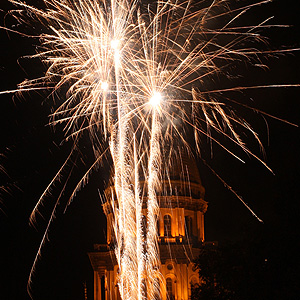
<box><xmin>2</xmin><ymin>0</ymin><xmax>299</xmax><ymax>299</ymax></box>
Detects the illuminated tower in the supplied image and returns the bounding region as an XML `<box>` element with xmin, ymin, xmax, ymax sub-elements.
<box><xmin>89</xmin><ymin>148</ymin><xmax>207</xmax><ymax>300</ymax></box>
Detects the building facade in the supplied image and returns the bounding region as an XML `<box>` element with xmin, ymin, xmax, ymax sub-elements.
<box><xmin>89</xmin><ymin>150</ymin><xmax>207</xmax><ymax>300</ymax></box>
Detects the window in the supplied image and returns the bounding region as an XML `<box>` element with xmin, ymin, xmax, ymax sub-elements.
<box><xmin>166</xmin><ymin>278</ymin><xmax>174</xmax><ymax>300</ymax></box>
<box><xmin>101</xmin><ymin>276</ymin><xmax>105</xmax><ymax>300</ymax></box>
<box><xmin>156</xmin><ymin>216</ymin><xmax>160</xmax><ymax>236</ymax></box>
<box><xmin>185</xmin><ymin>216</ymin><xmax>193</xmax><ymax>237</ymax></box>
<box><xmin>164</xmin><ymin>215</ymin><xmax>172</xmax><ymax>236</ymax></box>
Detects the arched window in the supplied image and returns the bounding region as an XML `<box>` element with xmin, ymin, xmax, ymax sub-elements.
<box><xmin>166</xmin><ymin>278</ymin><xmax>174</xmax><ymax>300</ymax></box>
<box><xmin>101</xmin><ymin>275</ymin><xmax>105</xmax><ymax>300</ymax></box>
<box><xmin>156</xmin><ymin>215</ymin><xmax>160</xmax><ymax>237</ymax></box>
<box><xmin>164</xmin><ymin>215</ymin><xmax>172</xmax><ymax>236</ymax></box>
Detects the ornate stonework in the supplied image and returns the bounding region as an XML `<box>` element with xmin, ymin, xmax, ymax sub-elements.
<box><xmin>88</xmin><ymin>150</ymin><xmax>207</xmax><ymax>300</ymax></box>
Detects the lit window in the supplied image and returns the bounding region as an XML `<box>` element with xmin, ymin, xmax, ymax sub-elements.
<box><xmin>166</xmin><ymin>278</ymin><xmax>174</xmax><ymax>300</ymax></box>
<box><xmin>164</xmin><ymin>215</ymin><xmax>172</xmax><ymax>236</ymax></box>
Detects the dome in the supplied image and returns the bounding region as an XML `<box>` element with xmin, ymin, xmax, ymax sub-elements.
<box><xmin>159</xmin><ymin>145</ymin><xmax>205</xmax><ymax>200</ymax></box>
<box><xmin>104</xmin><ymin>143</ymin><xmax>205</xmax><ymax>201</ymax></box>
<box><xmin>162</xmin><ymin>145</ymin><xmax>202</xmax><ymax>185</ymax></box>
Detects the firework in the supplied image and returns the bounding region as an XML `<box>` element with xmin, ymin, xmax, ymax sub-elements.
<box><xmin>1</xmin><ymin>0</ymin><xmax>298</xmax><ymax>299</ymax></box>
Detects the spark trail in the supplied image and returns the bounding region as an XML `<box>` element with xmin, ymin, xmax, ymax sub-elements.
<box><xmin>2</xmin><ymin>0</ymin><xmax>298</xmax><ymax>299</ymax></box>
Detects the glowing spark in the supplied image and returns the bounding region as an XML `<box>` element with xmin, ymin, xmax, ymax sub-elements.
<box><xmin>111</xmin><ymin>39</ymin><xmax>120</xmax><ymax>50</ymax></box>
<box><xmin>1</xmin><ymin>0</ymin><xmax>298</xmax><ymax>299</ymax></box>
<box><xmin>149</xmin><ymin>92</ymin><xmax>162</xmax><ymax>107</ymax></box>
<box><xmin>101</xmin><ymin>81</ymin><xmax>109</xmax><ymax>91</ymax></box>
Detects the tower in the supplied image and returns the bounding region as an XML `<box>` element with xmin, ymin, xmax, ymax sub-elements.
<box><xmin>89</xmin><ymin>148</ymin><xmax>207</xmax><ymax>300</ymax></box>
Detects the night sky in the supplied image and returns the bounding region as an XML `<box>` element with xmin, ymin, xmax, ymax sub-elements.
<box><xmin>0</xmin><ymin>1</ymin><xmax>299</xmax><ymax>300</ymax></box>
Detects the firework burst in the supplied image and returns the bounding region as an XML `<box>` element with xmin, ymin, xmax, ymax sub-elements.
<box><xmin>1</xmin><ymin>0</ymin><xmax>299</xmax><ymax>299</ymax></box>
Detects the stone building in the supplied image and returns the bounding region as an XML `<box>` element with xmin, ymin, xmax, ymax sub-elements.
<box><xmin>89</xmin><ymin>149</ymin><xmax>207</xmax><ymax>300</ymax></box>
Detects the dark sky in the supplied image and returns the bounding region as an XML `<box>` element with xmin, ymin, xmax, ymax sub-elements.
<box><xmin>0</xmin><ymin>0</ymin><xmax>299</xmax><ymax>300</ymax></box>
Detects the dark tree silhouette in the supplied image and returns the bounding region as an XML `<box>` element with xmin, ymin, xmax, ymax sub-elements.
<box><xmin>192</xmin><ymin>221</ymin><xmax>299</xmax><ymax>300</ymax></box>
